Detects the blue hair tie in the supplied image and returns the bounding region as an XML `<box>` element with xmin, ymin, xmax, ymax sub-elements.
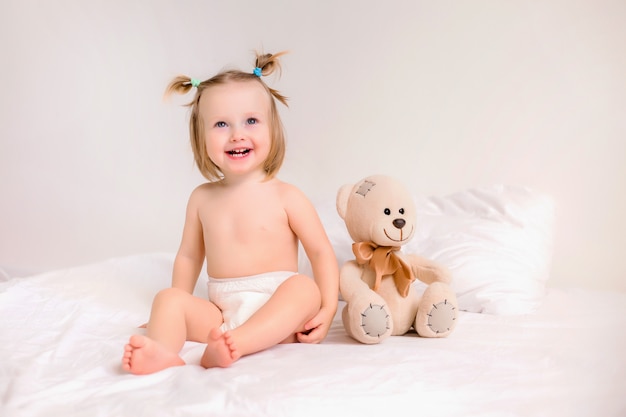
<box><xmin>253</xmin><ymin>67</ymin><xmax>262</xmax><ymax>77</ymax></box>
<box><xmin>190</xmin><ymin>78</ymin><xmax>201</xmax><ymax>88</ymax></box>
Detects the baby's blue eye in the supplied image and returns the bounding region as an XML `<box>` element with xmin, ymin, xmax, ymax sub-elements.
<box><xmin>246</xmin><ymin>118</ymin><xmax>258</xmax><ymax>125</ymax></box>
<box><xmin>215</xmin><ymin>121</ymin><xmax>227</xmax><ymax>128</ymax></box>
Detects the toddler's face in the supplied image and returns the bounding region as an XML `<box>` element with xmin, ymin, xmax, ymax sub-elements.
<box><xmin>199</xmin><ymin>81</ymin><xmax>272</xmax><ymax>178</ymax></box>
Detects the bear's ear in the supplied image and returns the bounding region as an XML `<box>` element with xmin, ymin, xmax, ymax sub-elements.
<box><xmin>336</xmin><ymin>184</ymin><xmax>353</xmax><ymax>220</ymax></box>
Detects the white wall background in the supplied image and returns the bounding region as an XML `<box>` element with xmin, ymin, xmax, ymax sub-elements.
<box><xmin>1</xmin><ymin>0</ymin><xmax>624</xmax><ymax>292</ymax></box>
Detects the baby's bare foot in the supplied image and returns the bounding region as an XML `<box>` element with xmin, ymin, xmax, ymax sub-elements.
<box><xmin>122</xmin><ymin>334</ymin><xmax>184</xmax><ymax>375</ymax></box>
<box><xmin>200</xmin><ymin>328</ymin><xmax>241</xmax><ymax>368</ymax></box>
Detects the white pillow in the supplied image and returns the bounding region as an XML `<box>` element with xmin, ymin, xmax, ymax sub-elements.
<box><xmin>408</xmin><ymin>186</ymin><xmax>555</xmax><ymax>315</ymax></box>
<box><xmin>301</xmin><ymin>185</ymin><xmax>554</xmax><ymax>315</ymax></box>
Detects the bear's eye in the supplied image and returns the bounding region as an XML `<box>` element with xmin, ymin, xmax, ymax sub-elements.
<box><xmin>399</xmin><ymin>208</ymin><xmax>405</xmax><ymax>215</ymax></box>
<box><xmin>384</xmin><ymin>208</ymin><xmax>391</xmax><ymax>215</ymax></box>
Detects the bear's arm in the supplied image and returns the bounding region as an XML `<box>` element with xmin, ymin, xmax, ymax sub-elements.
<box><xmin>339</xmin><ymin>261</ymin><xmax>373</xmax><ymax>300</ymax></box>
<box><xmin>405</xmin><ymin>254</ymin><xmax>451</xmax><ymax>285</ymax></box>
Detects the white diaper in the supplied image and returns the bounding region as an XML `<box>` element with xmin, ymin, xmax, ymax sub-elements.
<box><xmin>207</xmin><ymin>271</ymin><xmax>297</xmax><ymax>332</ymax></box>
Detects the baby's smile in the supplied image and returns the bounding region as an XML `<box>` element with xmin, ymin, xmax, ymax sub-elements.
<box><xmin>227</xmin><ymin>148</ymin><xmax>252</xmax><ymax>157</ymax></box>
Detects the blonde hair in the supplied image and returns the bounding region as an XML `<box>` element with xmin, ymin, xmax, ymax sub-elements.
<box><xmin>165</xmin><ymin>51</ymin><xmax>289</xmax><ymax>182</ymax></box>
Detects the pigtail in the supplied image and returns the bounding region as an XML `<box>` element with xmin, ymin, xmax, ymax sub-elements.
<box><xmin>254</xmin><ymin>51</ymin><xmax>286</xmax><ymax>76</ymax></box>
<box><xmin>255</xmin><ymin>51</ymin><xmax>289</xmax><ymax>107</ymax></box>
<box><xmin>164</xmin><ymin>75</ymin><xmax>197</xmax><ymax>99</ymax></box>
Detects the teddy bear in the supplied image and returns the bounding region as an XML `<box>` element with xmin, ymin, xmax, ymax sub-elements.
<box><xmin>336</xmin><ymin>174</ymin><xmax>458</xmax><ymax>344</ymax></box>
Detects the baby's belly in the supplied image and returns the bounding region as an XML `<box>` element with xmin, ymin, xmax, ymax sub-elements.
<box><xmin>204</xmin><ymin>244</ymin><xmax>299</xmax><ymax>278</ymax></box>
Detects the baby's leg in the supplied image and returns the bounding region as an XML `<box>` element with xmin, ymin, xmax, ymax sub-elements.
<box><xmin>122</xmin><ymin>287</ymin><xmax>223</xmax><ymax>374</ymax></box>
<box><xmin>201</xmin><ymin>274</ymin><xmax>320</xmax><ymax>368</ymax></box>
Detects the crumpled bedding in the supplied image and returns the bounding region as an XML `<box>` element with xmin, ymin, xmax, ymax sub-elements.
<box><xmin>1</xmin><ymin>253</ymin><xmax>625</xmax><ymax>417</ymax></box>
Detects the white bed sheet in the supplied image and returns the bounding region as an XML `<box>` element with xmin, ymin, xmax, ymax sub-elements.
<box><xmin>1</xmin><ymin>253</ymin><xmax>625</xmax><ymax>417</ymax></box>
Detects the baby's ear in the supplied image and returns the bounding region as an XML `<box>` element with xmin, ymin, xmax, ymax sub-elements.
<box><xmin>336</xmin><ymin>184</ymin><xmax>353</xmax><ymax>220</ymax></box>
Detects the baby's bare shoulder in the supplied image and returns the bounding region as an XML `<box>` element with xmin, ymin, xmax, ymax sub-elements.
<box><xmin>272</xmin><ymin>181</ymin><xmax>316</xmax><ymax>214</ymax></box>
<box><xmin>190</xmin><ymin>182</ymin><xmax>221</xmax><ymax>197</ymax></box>
<box><xmin>273</xmin><ymin>180</ymin><xmax>306</xmax><ymax>199</ymax></box>
<box><xmin>185</xmin><ymin>182</ymin><xmax>222</xmax><ymax>210</ymax></box>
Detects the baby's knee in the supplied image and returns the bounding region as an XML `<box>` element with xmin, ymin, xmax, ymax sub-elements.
<box><xmin>152</xmin><ymin>287</ymin><xmax>188</xmax><ymax>306</ymax></box>
<box><xmin>287</xmin><ymin>274</ymin><xmax>321</xmax><ymax>307</ymax></box>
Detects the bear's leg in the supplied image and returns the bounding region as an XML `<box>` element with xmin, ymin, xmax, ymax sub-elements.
<box><xmin>342</xmin><ymin>296</ymin><xmax>394</xmax><ymax>344</ymax></box>
<box><xmin>415</xmin><ymin>282</ymin><xmax>458</xmax><ymax>338</ymax></box>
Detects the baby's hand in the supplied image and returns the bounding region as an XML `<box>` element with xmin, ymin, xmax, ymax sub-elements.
<box><xmin>296</xmin><ymin>307</ymin><xmax>335</xmax><ymax>344</ymax></box>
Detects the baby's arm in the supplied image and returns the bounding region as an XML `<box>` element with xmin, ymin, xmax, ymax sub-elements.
<box><xmin>284</xmin><ymin>186</ymin><xmax>339</xmax><ymax>343</ymax></box>
<box><xmin>171</xmin><ymin>186</ymin><xmax>207</xmax><ymax>293</ymax></box>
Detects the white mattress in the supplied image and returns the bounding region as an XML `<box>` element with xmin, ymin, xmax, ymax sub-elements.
<box><xmin>1</xmin><ymin>253</ymin><xmax>625</xmax><ymax>417</ymax></box>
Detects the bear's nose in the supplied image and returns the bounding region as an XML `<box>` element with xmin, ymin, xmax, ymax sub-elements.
<box><xmin>393</xmin><ymin>218</ymin><xmax>406</xmax><ymax>229</ymax></box>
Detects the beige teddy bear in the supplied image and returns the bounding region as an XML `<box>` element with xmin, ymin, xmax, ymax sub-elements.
<box><xmin>337</xmin><ymin>174</ymin><xmax>458</xmax><ymax>344</ymax></box>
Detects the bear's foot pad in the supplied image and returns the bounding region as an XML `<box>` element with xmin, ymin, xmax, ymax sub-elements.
<box><xmin>427</xmin><ymin>300</ymin><xmax>456</xmax><ymax>335</ymax></box>
<box><xmin>361</xmin><ymin>303</ymin><xmax>390</xmax><ymax>338</ymax></box>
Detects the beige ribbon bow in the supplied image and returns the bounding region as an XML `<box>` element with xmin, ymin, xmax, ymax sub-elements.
<box><xmin>352</xmin><ymin>242</ymin><xmax>415</xmax><ymax>297</ymax></box>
